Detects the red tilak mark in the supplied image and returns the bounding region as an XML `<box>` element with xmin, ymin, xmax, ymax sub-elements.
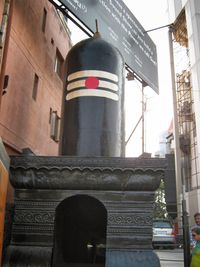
<box><xmin>85</xmin><ymin>77</ymin><xmax>99</xmax><ymax>89</ymax></box>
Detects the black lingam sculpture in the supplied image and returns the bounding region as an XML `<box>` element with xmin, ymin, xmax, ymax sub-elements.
<box><xmin>60</xmin><ymin>30</ymin><xmax>125</xmax><ymax>157</ymax></box>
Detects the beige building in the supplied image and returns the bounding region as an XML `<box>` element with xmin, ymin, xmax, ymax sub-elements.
<box><xmin>166</xmin><ymin>0</ymin><xmax>200</xmax><ymax>226</ymax></box>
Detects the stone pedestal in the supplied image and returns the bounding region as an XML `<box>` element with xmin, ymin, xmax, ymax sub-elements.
<box><xmin>3</xmin><ymin>156</ymin><xmax>166</xmax><ymax>267</ymax></box>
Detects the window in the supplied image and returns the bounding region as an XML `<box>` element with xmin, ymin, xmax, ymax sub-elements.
<box><xmin>42</xmin><ymin>8</ymin><xmax>47</xmax><ymax>32</ymax></box>
<box><xmin>50</xmin><ymin>110</ymin><xmax>61</xmax><ymax>142</ymax></box>
<box><xmin>32</xmin><ymin>74</ymin><xmax>39</xmax><ymax>101</ymax></box>
<box><xmin>54</xmin><ymin>49</ymin><xmax>64</xmax><ymax>79</ymax></box>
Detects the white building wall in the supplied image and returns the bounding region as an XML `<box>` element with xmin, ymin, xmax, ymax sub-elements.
<box><xmin>188</xmin><ymin>189</ymin><xmax>200</xmax><ymax>224</ymax></box>
<box><xmin>186</xmin><ymin>1</ymin><xmax>200</xmax><ymax>159</ymax></box>
<box><xmin>166</xmin><ymin>0</ymin><xmax>183</xmax><ymax>22</ymax></box>
<box><xmin>167</xmin><ymin>0</ymin><xmax>200</xmax><ymax>221</ymax></box>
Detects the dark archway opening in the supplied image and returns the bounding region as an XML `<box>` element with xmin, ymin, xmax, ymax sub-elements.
<box><xmin>52</xmin><ymin>194</ymin><xmax>107</xmax><ymax>266</ymax></box>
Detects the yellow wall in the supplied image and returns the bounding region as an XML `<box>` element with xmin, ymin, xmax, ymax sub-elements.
<box><xmin>0</xmin><ymin>161</ymin><xmax>8</xmax><ymax>266</ymax></box>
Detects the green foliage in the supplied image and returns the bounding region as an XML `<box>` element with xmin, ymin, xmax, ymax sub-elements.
<box><xmin>153</xmin><ymin>179</ymin><xmax>167</xmax><ymax>219</ymax></box>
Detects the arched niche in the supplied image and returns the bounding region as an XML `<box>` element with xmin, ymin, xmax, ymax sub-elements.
<box><xmin>52</xmin><ymin>194</ymin><xmax>107</xmax><ymax>266</ymax></box>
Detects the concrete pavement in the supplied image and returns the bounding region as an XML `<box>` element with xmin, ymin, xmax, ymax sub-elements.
<box><xmin>155</xmin><ymin>249</ymin><xmax>184</xmax><ymax>267</ymax></box>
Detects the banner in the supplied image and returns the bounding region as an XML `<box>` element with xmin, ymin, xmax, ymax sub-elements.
<box><xmin>49</xmin><ymin>0</ymin><xmax>158</xmax><ymax>93</ymax></box>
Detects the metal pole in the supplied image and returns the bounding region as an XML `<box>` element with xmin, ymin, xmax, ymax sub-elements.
<box><xmin>125</xmin><ymin>115</ymin><xmax>142</xmax><ymax>146</ymax></box>
<box><xmin>182</xmin><ymin>184</ymin><xmax>191</xmax><ymax>267</ymax></box>
<box><xmin>125</xmin><ymin>71</ymin><xmax>144</xmax><ymax>150</ymax></box>
<box><xmin>182</xmin><ymin>206</ymin><xmax>191</xmax><ymax>267</ymax></box>
<box><xmin>168</xmin><ymin>26</ymin><xmax>190</xmax><ymax>267</ymax></box>
<box><xmin>142</xmin><ymin>85</ymin><xmax>144</xmax><ymax>154</ymax></box>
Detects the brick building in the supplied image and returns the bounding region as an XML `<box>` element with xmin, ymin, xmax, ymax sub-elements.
<box><xmin>0</xmin><ymin>3</ymin><xmax>71</xmax><ymax>261</ymax></box>
<box><xmin>0</xmin><ymin>0</ymin><xmax>71</xmax><ymax>156</ymax></box>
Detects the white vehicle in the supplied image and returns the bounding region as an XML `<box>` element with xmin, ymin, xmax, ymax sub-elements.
<box><xmin>152</xmin><ymin>219</ymin><xmax>176</xmax><ymax>249</ymax></box>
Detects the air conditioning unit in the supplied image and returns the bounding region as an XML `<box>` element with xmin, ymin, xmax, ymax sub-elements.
<box><xmin>50</xmin><ymin>111</ymin><xmax>60</xmax><ymax>142</ymax></box>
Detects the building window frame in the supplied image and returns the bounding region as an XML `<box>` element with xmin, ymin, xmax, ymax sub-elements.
<box><xmin>32</xmin><ymin>73</ymin><xmax>39</xmax><ymax>101</ymax></box>
<box><xmin>42</xmin><ymin>8</ymin><xmax>47</xmax><ymax>33</ymax></box>
<box><xmin>54</xmin><ymin>48</ymin><xmax>64</xmax><ymax>79</ymax></box>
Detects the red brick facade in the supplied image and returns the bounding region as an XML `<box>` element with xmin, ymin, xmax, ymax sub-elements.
<box><xmin>0</xmin><ymin>0</ymin><xmax>71</xmax><ymax>156</ymax></box>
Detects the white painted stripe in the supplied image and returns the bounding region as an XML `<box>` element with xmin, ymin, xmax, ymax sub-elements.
<box><xmin>66</xmin><ymin>89</ymin><xmax>119</xmax><ymax>101</ymax></box>
<box><xmin>67</xmin><ymin>79</ymin><xmax>118</xmax><ymax>92</ymax></box>
<box><xmin>67</xmin><ymin>70</ymin><xmax>118</xmax><ymax>82</ymax></box>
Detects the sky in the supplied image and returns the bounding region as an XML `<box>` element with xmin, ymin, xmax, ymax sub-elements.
<box><xmin>122</xmin><ymin>0</ymin><xmax>173</xmax><ymax>157</ymax></box>
<box><xmin>67</xmin><ymin>0</ymin><xmax>174</xmax><ymax>157</ymax></box>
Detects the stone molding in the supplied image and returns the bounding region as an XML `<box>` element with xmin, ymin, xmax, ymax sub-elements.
<box><xmin>10</xmin><ymin>156</ymin><xmax>166</xmax><ymax>191</ymax></box>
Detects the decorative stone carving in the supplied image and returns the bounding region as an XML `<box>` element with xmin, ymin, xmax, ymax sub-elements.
<box><xmin>3</xmin><ymin>156</ymin><xmax>166</xmax><ymax>267</ymax></box>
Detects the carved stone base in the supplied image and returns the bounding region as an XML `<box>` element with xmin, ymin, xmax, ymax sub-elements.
<box><xmin>3</xmin><ymin>246</ymin><xmax>52</xmax><ymax>267</ymax></box>
<box><xmin>3</xmin><ymin>156</ymin><xmax>166</xmax><ymax>267</ymax></box>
